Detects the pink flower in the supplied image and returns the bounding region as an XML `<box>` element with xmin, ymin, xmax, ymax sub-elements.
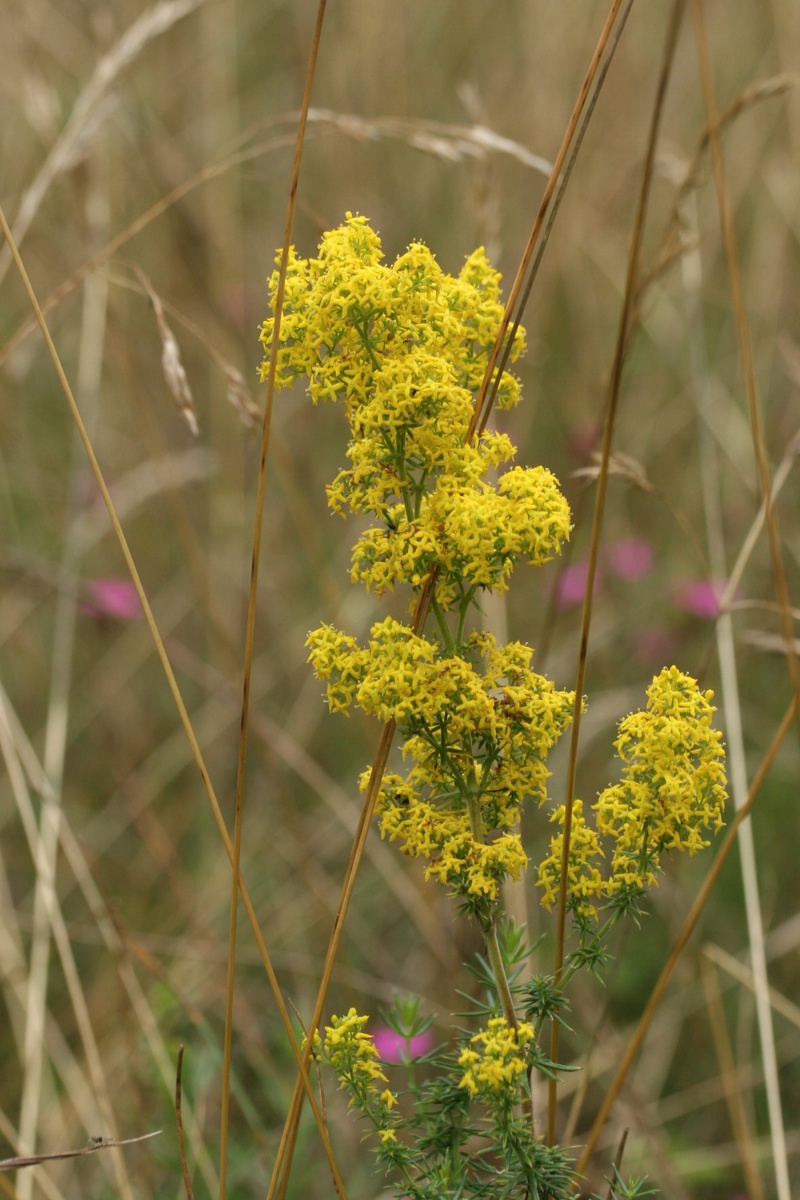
<box><xmin>82</xmin><ymin>578</ymin><xmax>141</xmax><ymax>620</ymax></box>
<box><xmin>672</xmin><ymin>579</ymin><xmax>722</xmax><ymax>620</ymax></box>
<box><xmin>372</xmin><ymin>1025</ymin><xmax>434</xmax><ymax>1064</ymax></box>
<box><xmin>607</xmin><ymin>537</ymin><xmax>653</xmax><ymax>581</ymax></box>
<box><xmin>632</xmin><ymin>628</ymin><xmax>676</xmax><ymax>664</ymax></box>
<box><xmin>555</xmin><ymin>561</ymin><xmax>600</xmax><ymax>609</ymax></box>
<box><xmin>568</xmin><ymin>418</ymin><xmax>601</xmax><ymax>461</ymax></box>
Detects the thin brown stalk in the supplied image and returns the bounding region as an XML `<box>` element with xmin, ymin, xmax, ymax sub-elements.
<box><xmin>466</xmin><ymin>0</ymin><xmax>628</xmax><ymax>445</ymax></box>
<box><xmin>477</xmin><ymin>0</ymin><xmax>637</xmax><ymax>441</ymax></box>
<box><xmin>547</xmin><ymin>0</ymin><xmax>686</xmax><ymax>1147</ymax></box>
<box><xmin>604</xmin><ymin>1127</ymin><xmax>628</xmax><ymax>1200</ymax></box>
<box><xmin>219</xmin><ymin>3</ymin><xmax>328</xmax><ymax>1196</ymax></box>
<box><xmin>691</xmin><ymin>8</ymin><xmax>794</xmax><ymax>1194</ymax></box>
<box><xmin>175</xmin><ymin>1046</ymin><xmax>195</xmax><ymax>1200</ymax></box>
<box><xmin>0</xmin><ymin>1132</ymin><xmax>160</xmax><ymax>1173</ymax></box>
<box><xmin>575</xmin><ymin>692</ymin><xmax>798</xmax><ymax>1175</ymax></box>
<box><xmin>269</xmin><ymin>718</ymin><xmax>397</xmax><ymax>1200</ymax></box>
<box><xmin>0</xmin><ymin>204</ymin><xmax>345</xmax><ymax>1198</ymax></box>
<box><xmin>691</xmin><ymin>0</ymin><xmax>800</xmax><ymax>722</ymax></box>
<box><xmin>700</xmin><ymin>958</ymin><xmax>764</xmax><ymax>1200</ymax></box>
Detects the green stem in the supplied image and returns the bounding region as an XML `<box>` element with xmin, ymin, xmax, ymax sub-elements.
<box><xmin>485</xmin><ymin>922</ymin><xmax>518</xmax><ymax>1035</ymax></box>
<box><xmin>463</xmin><ymin>790</ymin><xmax>533</xmax><ymax>1131</ymax></box>
<box><xmin>431</xmin><ymin>596</ymin><xmax>455</xmax><ymax>654</ymax></box>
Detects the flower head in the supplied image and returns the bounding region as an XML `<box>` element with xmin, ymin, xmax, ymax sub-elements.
<box><xmin>596</xmin><ymin>667</ymin><xmax>727</xmax><ymax>896</ymax></box>
<box><xmin>458</xmin><ymin>1016</ymin><xmax>534</xmax><ymax>1108</ymax></box>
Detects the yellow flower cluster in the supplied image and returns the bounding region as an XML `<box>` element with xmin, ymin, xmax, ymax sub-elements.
<box><xmin>536</xmin><ymin>800</ymin><xmax>604</xmax><ymax>919</ymax></box>
<box><xmin>378</xmin><ymin>793</ymin><xmax>528</xmax><ymax>900</ymax></box>
<box><xmin>351</xmin><ymin>463</ymin><xmax>571</xmax><ymax>607</ymax></box>
<box><xmin>596</xmin><ymin>666</ymin><xmax>727</xmax><ymax>891</ymax></box>
<box><xmin>307</xmin><ymin>622</ymin><xmax>575</xmax><ymax>900</ymax></box>
<box><xmin>319</xmin><ymin>1009</ymin><xmax>397</xmax><ymax>1112</ymax></box>
<box><xmin>260</xmin><ymin>214</ymin><xmax>523</xmax><ymax>414</ymax></box>
<box><xmin>535</xmin><ymin>667</ymin><xmax>727</xmax><ymax>919</ymax></box>
<box><xmin>259</xmin><ymin>213</ymin><xmax>570</xmax><ymax>611</ymax></box>
<box><xmin>458</xmin><ymin>1016</ymin><xmax>534</xmax><ymax>1101</ymax></box>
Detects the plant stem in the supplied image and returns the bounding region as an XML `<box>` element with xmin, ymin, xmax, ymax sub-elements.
<box><xmin>464</xmin><ymin>790</ymin><xmax>534</xmax><ymax>1132</ymax></box>
<box><xmin>431</xmin><ymin>596</ymin><xmax>456</xmax><ymax>654</ymax></box>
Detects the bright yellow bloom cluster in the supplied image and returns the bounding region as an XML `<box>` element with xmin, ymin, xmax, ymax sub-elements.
<box><xmin>307</xmin><ymin>621</ymin><xmax>574</xmax><ymax>900</ymax></box>
<box><xmin>260</xmin><ymin>213</ymin><xmax>524</xmax><ymax>414</ymax></box>
<box><xmin>319</xmin><ymin>1009</ymin><xmax>397</xmax><ymax>1112</ymax></box>
<box><xmin>535</xmin><ymin>667</ymin><xmax>727</xmax><ymax>918</ymax></box>
<box><xmin>536</xmin><ymin>800</ymin><xmax>604</xmax><ymax>919</ymax></box>
<box><xmin>596</xmin><ymin>666</ymin><xmax>726</xmax><ymax>891</ymax></box>
<box><xmin>378</xmin><ymin>792</ymin><xmax>528</xmax><ymax>899</ymax></box>
<box><xmin>351</xmin><ymin>463</ymin><xmax>571</xmax><ymax>607</ymax></box>
<box><xmin>259</xmin><ymin>213</ymin><xmax>570</xmax><ymax>611</ymax></box>
<box><xmin>458</xmin><ymin>1016</ymin><xmax>534</xmax><ymax>1101</ymax></box>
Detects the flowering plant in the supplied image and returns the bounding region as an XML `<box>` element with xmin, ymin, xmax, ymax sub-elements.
<box><xmin>260</xmin><ymin>214</ymin><xmax>727</xmax><ymax>1198</ymax></box>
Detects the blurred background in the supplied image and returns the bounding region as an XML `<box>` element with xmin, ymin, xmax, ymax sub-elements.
<box><xmin>1</xmin><ymin>1</ymin><xmax>799</xmax><ymax>1196</ymax></box>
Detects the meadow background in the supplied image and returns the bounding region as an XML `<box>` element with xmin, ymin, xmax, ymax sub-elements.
<box><xmin>1</xmin><ymin>1</ymin><xmax>799</xmax><ymax>1197</ymax></box>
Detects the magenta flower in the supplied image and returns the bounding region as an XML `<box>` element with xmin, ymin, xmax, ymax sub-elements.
<box><xmin>608</xmin><ymin>537</ymin><xmax>653</xmax><ymax>581</ymax></box>
<box><xmin>672</xmin><ymin>579</ymin><xmax>722</xmax><ymax>620</ymax></box>
<box><xmin>82</xmin><ymin>578</ymin><xmax>141</xmax><ymax>620</ymax></box>
<box><xmin>568</xmin><ymin>418</ymin><xmax>601</xmax><ymax>461</ymax></box>
<box><xmin>632</xmin><ymin>628</ymin><xmax>677</xmax><ymax>664</ymax></box>
<box><xmin>555</xmin><ymin>561</ymin><xmax>600</xmax><ymax>609</ymax></box>
<box><xmin>372</xmin><ymin>1025</ymin><xmax>434</xmax><ymax>1064</ymax></box>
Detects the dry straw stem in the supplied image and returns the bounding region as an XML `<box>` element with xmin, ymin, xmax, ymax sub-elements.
<box><xmin>0</xmin><ymin>0</ymin><xmax>209</xmax><ymax>291</ymax></box>
<box><xmin>221</xmin><ymin>4</ymin><xmax>332</xmax><ymax>1198</ymax></box>
<box><xmin>466</xmin><ymin>0</ymin><xmax>629</xmax><ymax>444</ymax></box>
<box><xmin>174</xmin><ymin>1047</ymin><xmax>195</xmax><ymax>1200</ymax></box>
<box><xmin>12</xmin><ymin>193</ymin><xmax>132</xmax><ymax>1200</ymax></box>
<box><xmin>0</xmin><ymin>1131</ymin><xmax>161</xmax><ymax>1174</ymax></box>
<box><xmin>700</xmin><ymin>957</ymin><xmax>767</xmax><ymax>1200</ymax></box>
<box><xmin>703</xmin><ymin>943</ymin><xmax>800</xmax><ymax>1037</ymax></box>
<box><xmin>576</xmin><ymin>691</ymin><xmax>799</xmax><ymax>1176</ymax></box>
<box><xmin>692</xmin><ymin>0</ymin><xmax>800</xmax><ymax>721</ymax></box>
<box><xmin>0</xmin><ymin>207</ymin><xmax>344</xmax><ymax>1196</ymax></box>
<box><xmin>682</xmin><ymin>179</ymin><xmax>787</xmax><ymax>1200</ymax></box>
<box><xmin>547</xmin><ymin>0</ymin><xmax>686</xmax><ymax>1149</ymax></box>
<box><xmin>692</xmin><ymin>6</ymin><xmax>794</xmax><ymax>1195</ymax></box>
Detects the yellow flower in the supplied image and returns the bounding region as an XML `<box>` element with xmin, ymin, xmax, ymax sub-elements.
<box><xmin>458</xmin><ymin>1016</ymin><xmax>534</xmax><ymax>1102</ymax></box>
<box><xmin>536</xmin><ymin>800</ymin><xmax>605</xmax><ymax>920</ymax></box>
<box><xmin>322</xmin><ymin>1009</ymin><xmax>388</xmax><ymax>1092</ymax></box>
<box><xmin>595</xmin><ymin>667</ymin><xmax>727</xmax><ymax>895</ymax></box>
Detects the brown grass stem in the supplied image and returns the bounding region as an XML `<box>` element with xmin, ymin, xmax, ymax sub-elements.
<box><xmin>466</xmin><ymin>0</ymin><xmax>627</xmax><ymax>445</ymax></box>
<box><xmin>547</xmin><ymin>0</ymin><xmax>686</xmax><ymax>1148</ymax></box>
<box><xmin>219</xmin><ymin>3</ymin><xmax>328</xmax><ymax>1196</ymax></box>
<box><xmin>691</xmin><ymin>9</ymin><xmax>794</xmax><ymax>1193</ymax></box>
<box><xmin>691</xmin><ymin>0</ymin><xmax>800</xmax><ymax>729</ymax></box>
<box><xmin>700</xmin><ymin>959</ymin><xmax>765</xmax><ymax>1200</ymax></box>
<box><xmin>605</xmin><ymin>1127</ymin><xmax>628</xmax><ymax>1200</ymax></box>
<box><xmin>269</xmin><ymin>718</ymin><xmax>397</xmax><ymax>1200</ymax></box>
<box><xmin>575</xmin><ymin>691</ymin><xmax>798</xmax><ymax>1177</ymax></box>
<box><xmin>476</xmin><ymin>0</ymin><xmax>637</xmax><ymax>441</ymax></box>
<box><xmin>175</xmin><ymin>1046</ymin><xmax>195</xmax><ymax>1200</ymax></box>
<box><xmin>0</xmin><ymin>201</ymin><xmax>346</xmax><ymax>1200</ymax></box>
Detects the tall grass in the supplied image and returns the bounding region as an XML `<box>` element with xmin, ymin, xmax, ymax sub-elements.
<box><xmin>1</xmin><ymin>1</ymin><xmax>799</xmax><ymax>1197</ymax></box>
